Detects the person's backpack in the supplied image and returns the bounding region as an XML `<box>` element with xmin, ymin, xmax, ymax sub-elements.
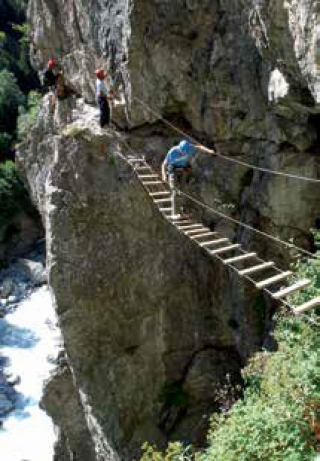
<box><xmin>56</xmin><ymin>73</ymin><xmax>74</xmax><ymax>100</ymax></box>
<box><xmin>43</xmin><ymin>68</ymin><xmax>57</xmax><ymax>89</ymax></box>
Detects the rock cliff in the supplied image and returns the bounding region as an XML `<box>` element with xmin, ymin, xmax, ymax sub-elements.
<box><xmin>18</xmin><ymin>0</ymin><xmax>320</xmax><ymax>459</ymax></box>
<box><xmin>18</xmin><ymin>99</ymin><xmax>265</xmax><ymax>459</ymax></box>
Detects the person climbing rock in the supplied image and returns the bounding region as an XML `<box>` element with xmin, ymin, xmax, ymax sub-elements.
<box><xmin>162</xmin><ymin>140</ymin><xmax>215</xmax><ymax>218</ymax></box>
<box><xmin>43</xmin><ymin>58</ymin><xmax>58</xmax><ymax>91</ymax></box>
<box><xmin>161</xmin><ymin>140</ymin><xmax>215</xmax><ymax>183</ymax></box>
<box><xmin>42</xmin><ymin>58</ymin><xmax>59</xmax><ymax>115</ymax></box>
<box><xmin>95</xmin><ymin>69</ymin><xmax>114</xmax><ymax>128</ymax></box>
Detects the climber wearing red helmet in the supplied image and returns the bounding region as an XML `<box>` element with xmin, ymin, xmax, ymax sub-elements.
<box><xmin>95</xmin><ymin>68</ymin><xmax>113</xmax><ymax>128</ymax></box>
<box><xmin>43</xmin><ymin>58</ymin><xmax>59</xmax><ymax>90</ymax></box>
<box><xmin>48</xmin><ymin>59</ymin><xmax>56</xmax><ymax>69</ymax></box>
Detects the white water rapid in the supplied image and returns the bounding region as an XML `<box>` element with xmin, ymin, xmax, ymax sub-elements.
<box><xmin>0</xmin><ymin>285</ymin><xmax>61</xmax><ymax>461</ymax></box>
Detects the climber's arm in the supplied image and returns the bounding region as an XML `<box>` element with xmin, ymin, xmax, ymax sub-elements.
<box><xmin>196</xmin><ymin>144</ymin><xmax>215</xmax><ymax>156</ymax></box>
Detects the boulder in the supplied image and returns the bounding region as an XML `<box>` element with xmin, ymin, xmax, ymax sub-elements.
<box><xmin>16</xmin><ymin>259</ymin><xmax>47</xmax><ymax>286</ymax></box>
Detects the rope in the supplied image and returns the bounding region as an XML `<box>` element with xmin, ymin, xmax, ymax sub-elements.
<box><xmin>115</xmin><ymin>137</ymin><xmax>320</xmax><ymax>326</ymax></box>
<box><xmin>177</xmin><ymin>189</ymin><xmax>320</xmax><ymax>261</ymax></box>
<box><xmin>133</xmin><ymin>96</ymin><xmax>320</xmax><ymax>184</ymax></box>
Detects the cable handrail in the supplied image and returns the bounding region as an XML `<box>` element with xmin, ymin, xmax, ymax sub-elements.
<box><xmin>133</xmin><ymin>96</ymin><xmax>320</xmax><ymax>184</ymax></box>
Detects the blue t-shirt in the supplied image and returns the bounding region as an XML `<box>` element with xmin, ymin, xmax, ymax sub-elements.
<box><xmin>165</xmin><ymin>146</ymin><xmax>195</xmax><ymax>169</ymax></box>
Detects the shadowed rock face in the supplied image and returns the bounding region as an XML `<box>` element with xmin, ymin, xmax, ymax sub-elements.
<box><xmin>21</xmin><ymin>0</ymin><xmax>320</xmax><ymax>459</ymax></box>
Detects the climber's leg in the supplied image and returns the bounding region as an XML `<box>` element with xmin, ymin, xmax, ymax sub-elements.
<box><xmin>98</xmin><ymin>96</ymin><xmax>110</xmax><ymax>128</ymax></box>
<box><xmin>168</xmin><ymin>171</ymin><xmax>179</xmax><ymax>218</ymax></box>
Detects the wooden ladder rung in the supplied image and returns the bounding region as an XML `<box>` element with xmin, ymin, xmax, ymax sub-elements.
<box><xmin>191</xmin><ymin>232</ymin><xmax>218</xmax><ymax>239</ymax></box>
<box><xmin>272</xmin><ymin>279</ymin><xmax>311</xmax><ymax>300</ymax></box>
<box><xmin>239</xmin><ymin>262</ymin><xmax>275</xmax><ymax>276</ymax></box>
<box><xmin>154</xmin><ymin>198</ymin><xmax>172</xmax><ymax>204</ymax></box>
<box><xmin>159</xmin><ymin>208</ymin><xmax>172</xmax><ymax>213</ymax></box>
<box><xmin>150</xmin><ymin>191</ymin><xmax>171</xmax><ymax>197</ymax></box>
<box><xmin>210</xmin><ymin>244</ymin><xmax>241</xmax><ymax>255</ymax></box>
<box><xmin>256</xmin><ymin>271</ymin><xmax>292</xmax><ymax>290</ymax></box>
<box><xmin>136</xmin><ymin>166</ymin><xmax>150</xmax><ymax>170</ymax></box>
<box><xmin>174</xmin><ymin>220</ymin><xmax>194</xmax><ymax>225</ymax></box>
<box><xmin>143</xmin><ymin>181</ymin><xmax>163</xmax><ymax>186</ymax></box>
<box><xmin>138</xmin><ymin>174</ymin><xmax>159</xmax><ymax>179</ymax></box>
<box><xmin>200</xmin><ymin>238</ymin><xmax>229</xmax><ymax>247</ymax></box>
<box><xmin>129</xmin><ymin>158</ymin><xmax>145</xmax><ymax>163</ymax></box>
<box><xmin>178</xmin><ymin>224</ymin><xmax>204</xmax><ymax>230</ymax></box>
<box><xmin>223</xmin><ymin>253</ymin><xmax>257</xmax><ymax>264</ymax></box>
<box><xmin>184</xmin><ymin>227</ymin><xmax>208</xmax><ymax>234</ymax></box>
<box><xmin>169</xmin><ymin>215</ymin><xmax>191</xmax><ymax>221</ymax></box>
<box><xmin>294</xmin><ymin>297</ymin><xmax>320</xmax><ymax>314</ymax></box>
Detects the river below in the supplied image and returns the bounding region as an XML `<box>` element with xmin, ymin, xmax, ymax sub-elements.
<box><xmin>0</xmin><ymin>283</ymin><xmax>61</xmax><ymax>461</ymax></box>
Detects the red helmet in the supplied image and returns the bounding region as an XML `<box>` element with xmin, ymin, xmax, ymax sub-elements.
<box><xmin>95</xmin><ymin>69</ymin><xmax>106</xmax><ymax>80</ymax></box>
<box><xmin>48</xmin><ymin>59</ymin><xmax>56</xmax><ymax>69</ymax></box>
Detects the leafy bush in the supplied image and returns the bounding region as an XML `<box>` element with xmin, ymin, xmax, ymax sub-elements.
<box><xmin>0</xmin><ymin>1</ymin><xmax>39</xmax><ymax>158</ymax></box>
<box><xmin>140</xmin><ymin>258</ymin><xmax>320</xmax><ymax>460</ymax></box>
<box><xmin>0</xmin><ymin>160</ymin><xmax>30</xmax><ymax>227</ymax></box>
<box><xmin>141</xmin><ymin>442</ymin><xmax>195</xmax><ymax>461</ymax></box>
<box><xmin>0</xmin><ymin>132</ymin><xmax>12</xmax><ymax>154</ymax></box>
<box><xmin>17</xmin><ymin>90</ymin><xmax>41</xmax><ymax>140</ymax></box>
<box><xmin>0</xmin><ymin>69</ymin><xmax>25</xmax><ymax>133</ymax></box>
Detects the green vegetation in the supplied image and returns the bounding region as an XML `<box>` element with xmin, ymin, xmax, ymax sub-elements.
<box><xmin>0</xmin><ymin>69</ymin><xmax>25</xmax><ymax>130</ymax></box>
<box><xmin>0</xmin><ymin>0</ymin><xmax>39</xmax><ymax>160</ymax></box>
<box><xmin>141</xmin><ymin>258</ymin><xmax>320</xmax><ymax>460</ymax></box>
<box><xmin>141</xmin><ymin>443</ymin><xmax>194</xmax><ymax>461</ymax></box>
<box><xmin>0</xmin><ymin>0</ymin><xmax>39</xmax><ymax>248</ymax></box>
<box><xmin>0</xmin><ymin>160</ymin><xmax>33</xmax><ymax>235</ymax></box>
<box><xmin>17</xmin><ymin>90</ymin><xmax>41</xmax><ymax>140</ymax></box>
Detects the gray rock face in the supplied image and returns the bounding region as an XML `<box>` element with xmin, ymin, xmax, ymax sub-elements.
<box><xmin>22</xmin><ymin>0</ymin><xmax>320</xmax><ymax>459</ymax></box>
<box><xmin>18</xmin><ymin>99</ymin><xmax>268</xmax><ymax>459</ymax></box>
<box><xmin>41</xmin><ymin>362</ymin><xmax>96</xmax><ymax>461</ymax></box>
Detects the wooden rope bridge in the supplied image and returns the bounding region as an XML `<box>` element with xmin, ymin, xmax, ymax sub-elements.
<box><xmin>126</xmin><ymin>155</ymin><xmax>320</xmax><ymax>317</ymax></box>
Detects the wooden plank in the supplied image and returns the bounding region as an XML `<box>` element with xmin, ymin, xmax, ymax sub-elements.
<box><xmin>138</xmin><ymin>174</ymin><xmax>159</xmax><ymax>179</ymax></box>
<box><xmin>150</xmin><ymin>191</ymin><xmax>171</xmax><ymax>197</ymax></box>
<box><xmin>169</xmin><ymin>215</ymin><xmax>191</xmax><ymax>221</ymax></box>
<box><xmin>223</xmin><ymin>253</ymin><xmax>257</xmax><ymax>264</ymax></box>
<box><xmin>178</xmin><ymin>224</ymin><xmax>205</xmax><ymax>230</ymax></box>
<box><xmin>191</xmin><ymin>232</ymin><xmax>218</xmax><ymax>239</ymax></box>
<box><xmin>294</xmin><ymin>297</ymin><xmax>320</xmax><ymax>315</ymax></box>
<box><xmin>173</xmin><ymin>220</ymin><xmax>194</xmax><ymax>225</ymax></box>
<box><xmin>210</xmin><ymin>244</ymin><xmax>241</xmax><ymax>255</ymax></box>
<box><xmin>256</xmin><ymin>271</ymin><xmax>292</xmax><ymax>290</ymax></box>
<box><xmin>200</xmin><ymin>238</ymin><xmax>229</xmax><ymax>247</ymax></box>
<box><xmin>272</xmin><ymin>279</ymin><xmax>311</xmax><ymax>300</ymax></box>
<box><xmin>143</xmin><ymin>181</ymin><xmax>163</xmax><ymax>186</ymax></box>
<box><xmin>238</xmin><ymin>261</ymin><xmax>274</xmax><ymax>276</ymax></box>
<box><xmin>184</xmin><ymin>228</ymin><xmax>208</xmax><ymax>235</ymax></box>
<box><xmin>128</xmin><ymin>158</ymin><xmax>145</xmax><ymax>163</ymax></box>
<box><xmin>154</xmin><ymin>198</ymin><xmax>172</xmax><ymax>204</ymax></box>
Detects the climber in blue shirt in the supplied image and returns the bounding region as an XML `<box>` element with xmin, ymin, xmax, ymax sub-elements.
<box><xmin>161</xmin><ymin>140</ymin><xmax>215</xmax><ymax>182</ymax></box>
